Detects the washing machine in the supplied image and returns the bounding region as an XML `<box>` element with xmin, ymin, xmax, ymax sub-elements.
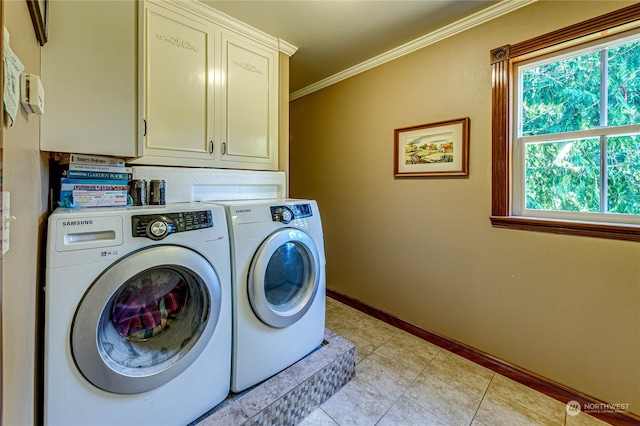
<box><xmin>44</xmin><ymin>203</ymin><xmax>231</xmax><ymax>425</ymax></box>
<box><xmin>218</xmin><ymin>199</ymin><xmax>326</xmax><ymax>392</ymax></box>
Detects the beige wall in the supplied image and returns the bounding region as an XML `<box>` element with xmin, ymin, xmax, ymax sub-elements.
<box><xmin>290</xmin><ymin>1</ymin><xmax>640</xmax><ymax>413</ymax></box>
<box><xmin>2</xmin><ymin>1</ymin><xmax>48</xmax><ymax>424</ymax></box>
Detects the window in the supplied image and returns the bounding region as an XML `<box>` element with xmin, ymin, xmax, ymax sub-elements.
<box><xmin>490</xmin><ymin>4</ymin><xmax>640</xmax><ymax>242</ymax></box>
<box><xmin>514</xmin><ymin>33</ymin><xmax>640</xmax><ymax>222</ymax></box>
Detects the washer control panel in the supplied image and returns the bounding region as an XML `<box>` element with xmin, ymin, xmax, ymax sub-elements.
<box><xmin>270</xmin><ymin>204</ymin><xmax>313</xmax><ymax>224</ymax></box>
<box><xmin>132</xmin><ymin>210</ymin><xmax>213</xmax><ymax>240</ymax></box>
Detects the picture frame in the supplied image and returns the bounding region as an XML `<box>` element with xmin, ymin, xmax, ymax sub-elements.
<box><xmin>27</xmin><ymin>0</ymin><xmax>48</xmax><ymax>46</ymax></box>
<box><xmin>394</xmin><ymin>117</ymin><xmax>469</xmax><ymax>177</ymax></box>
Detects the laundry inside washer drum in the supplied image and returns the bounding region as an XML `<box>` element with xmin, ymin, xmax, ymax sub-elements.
<box><xmin>100</xmin><ymin>267</ymin><xmax>209</xmax><ymax>370</ymax></box>
<box><xmin>111</xmin><ymin>269</ymin><xmax>188</xmax><ymax>340</ymax></box>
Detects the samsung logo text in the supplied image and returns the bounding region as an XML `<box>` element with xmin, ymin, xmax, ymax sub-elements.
<box><xmin>62</xmin><ymin>220</ymin><xmax>93</xmax><ymax>226</ymax></box>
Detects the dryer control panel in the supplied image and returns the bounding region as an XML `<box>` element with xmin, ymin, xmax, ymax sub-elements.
<box><xmin>132</xmin><ymin>210</ymin><xmax>213</xmax><ymax>240</ymax></box>
<box><xmin>271</xmin><ymin>204</ymin><xmax>313</xmax><ymax>224</ymax></box>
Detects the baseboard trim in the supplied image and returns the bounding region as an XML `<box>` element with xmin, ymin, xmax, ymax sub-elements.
<box><xmin>327</xmin><ymin>289</ymin><xmax>640</xmax><ymax>426</ymax></box>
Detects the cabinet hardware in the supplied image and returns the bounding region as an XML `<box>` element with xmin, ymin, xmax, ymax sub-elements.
<box><xmin>143</xmin><ymin>119</ymin><xmax>147</xmax><ymax>137</ymax></box>
<box><xmin>209</xmin><ymin>141</ymin><xmax>214</xmax><ymax>154</ymax></box>
<box><xmin>222</xmin><ymin>142</ymin><xmax>226</xmax><ymax>155</ymax></box>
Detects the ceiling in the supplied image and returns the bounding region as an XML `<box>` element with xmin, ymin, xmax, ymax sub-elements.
<box><xmin>202</xmin><ymin>1</ymin><xmax>500</xmax><ymax>94</ymax></box>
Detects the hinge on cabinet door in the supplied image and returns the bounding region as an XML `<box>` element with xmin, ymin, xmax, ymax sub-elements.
<box><xmin>222</xmin><ymin>142</ymin><xmax>226</xmax><ymax>155</ymax></box>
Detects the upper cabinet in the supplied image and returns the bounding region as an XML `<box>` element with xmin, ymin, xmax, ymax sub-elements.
<box><xmin>41</xmin><ymin>1</ymin><xmax>138</xmax><ymax>157</ymax></box>
<box><xmin>219</xmin><ymin>31</ymin><xmax>278</xmax><ymax>169</ymax></box>
<box><xmin>133</xmin><ymin>1</ymin><xmax>279</xmax><ymax>170</ymax></box>
<box><xmin>135</xmin><ymin>1</ymin><xmax>215</xmax><ymax>165</ymax></box>
<box><xmin>41</xmin><ymin>0</ymin><xmax>295</xmax><ymax>171</ymax></box>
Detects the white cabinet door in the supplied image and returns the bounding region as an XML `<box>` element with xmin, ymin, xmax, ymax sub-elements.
<box><xmin>137</xmin><ymin>1</ymin><xmax>216</xmax><ymax>165</ymax></box>
<box><xmin>41</xmin><ymin>1</ymin><xmax>137</xmax><ymax>157</ymax></box>
<box><xmin>43</xmin><ymin>0</ymin><xmax>283</xmax><ymax>169</ymax></box>
<box><xmin>219</xmin><ymin>31</ymin><xmax>278</xmax><ymax>170</ymax></box>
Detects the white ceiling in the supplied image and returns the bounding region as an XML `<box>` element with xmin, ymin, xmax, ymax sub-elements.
<box><xmin>202</xmin><ymin>1</ymin><xmax>501</xmax><ymax>94</ymax></box>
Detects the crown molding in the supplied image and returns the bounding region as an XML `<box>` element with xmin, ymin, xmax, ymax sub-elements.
<box><xmin>290</xmin><ymin>0</ymin><xmax>536</xmax><ymax>101</ymax></box>
<box><xmin>160</xmin><ymin>0</ymin><xmax>296</xmax><ymax>55</ymax></box>
<box><xmin>279</xmin><ymin>39</ymin><xmax>298</xmax><ymax>57</ymax></box>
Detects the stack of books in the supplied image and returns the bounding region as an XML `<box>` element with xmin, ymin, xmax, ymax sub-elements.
<box><xmin>56</xmin><ymin>153</ymin><xmax>131</xmax><ymax>208</ymax></box>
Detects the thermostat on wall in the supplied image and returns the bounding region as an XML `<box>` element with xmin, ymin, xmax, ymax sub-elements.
<box><xmin>20</xmin><ymin>73</ymin><xmax>45</xmax><ymax>115</ymax></box>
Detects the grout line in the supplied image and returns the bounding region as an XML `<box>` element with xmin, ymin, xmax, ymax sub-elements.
<box><xmin>470</xmin><ymin>372</ymin><xmax>497</xmax><ymax>426</ymax></box>
<box><xmin>319</xmin><ymin>407</ymin><xmax>340</xmax><ymax>426</ymax></box>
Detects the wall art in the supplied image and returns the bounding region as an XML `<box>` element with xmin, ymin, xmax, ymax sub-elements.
<box><xmin>394</xmin><ymin>117</ymin><xmax>469</xmax><ymax>177</ymax></box>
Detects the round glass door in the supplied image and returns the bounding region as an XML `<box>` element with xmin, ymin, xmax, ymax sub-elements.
<box><xmin>72</xmin><ymin>245</ymin><xmax>221</xmax><ymax>394</ymax></box>
<box><xmin>248</xmin><ymin>228</ymin><xmax>321</xmax><ymax>328</ymax></box>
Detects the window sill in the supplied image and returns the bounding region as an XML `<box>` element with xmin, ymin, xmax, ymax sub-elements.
<box><xmin>490</xmin><ymin>216</ymin><xmax>640</xmax><ymax>242</ymax></box>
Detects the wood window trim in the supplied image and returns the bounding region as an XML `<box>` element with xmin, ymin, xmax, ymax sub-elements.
<box><xmin>490</xmin><ymin>3</ymin><xmax>640</xmax><ymax>243</ymax></box>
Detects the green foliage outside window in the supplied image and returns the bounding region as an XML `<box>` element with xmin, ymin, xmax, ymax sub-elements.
<box><xmin>608</xmin><ymin>42</ymin><xmax>640</xmax><ymax>126</ymax></box>
<box><xmin>608</xmin><ymin>135</ymin><xmax>640</xmax><ymax>214</ymax></box>
<box><xmin>519</xmin><ymin>39</ymin><xmax>640</xmax><ymax>215</ymax></box>
<box><xmin>525</xmin><ymin>139</ymin><xmax>601</xmax><ymax>212</ymax></box>
<box><xmin>522</xmin><ymin>53</ymin><xmax>601</xmax><ymax>136</ymax></box>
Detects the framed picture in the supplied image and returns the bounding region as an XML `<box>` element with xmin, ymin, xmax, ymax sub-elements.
<box><xmin>27</xmin><ymin>0</ymin><xmax>48</xmax><ymax>46</ymax></box>
<box><xmin>394</xmin><ymin>117</ymin><xmax>469</xmax><ymax>177</ymax></box>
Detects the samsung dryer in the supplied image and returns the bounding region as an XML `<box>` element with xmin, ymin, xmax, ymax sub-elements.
<box><xmin>44</xmin><ymin>203</ymin><xmax>231</xmax><ymax>425</ymax></box>
<box><xmin>218</xmin><ymin>199</ymin><xmax>326</xmax><ymax>392</ymax></box>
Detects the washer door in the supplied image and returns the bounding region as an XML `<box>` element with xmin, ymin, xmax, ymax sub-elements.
<box><xmin>72</xmin><ymin>245</ymin><xmax>221</xmax><ymax>394</ymax></box>
<box><xmin>248</xmin><ymin>228</ymin><xmax>321</xmax><ymax>328</ymax></box>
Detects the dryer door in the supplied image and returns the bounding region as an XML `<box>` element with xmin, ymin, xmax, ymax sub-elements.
<box><xmin>71</xmin><ymin>245</ymin><xmax>222</xmax><ymax>394</ymax></box>
<box><xmin>248</xmin><ymin>228</ymin><xmax>321</xmax><ymax>328</ymax></box>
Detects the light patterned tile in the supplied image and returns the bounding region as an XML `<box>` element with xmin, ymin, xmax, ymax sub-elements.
<box><xmin>388</xmin><ymin>330</ymin><xmax>441</xmax><ymax>361</ymax></box>
<box><xmin>405</xmin><ymin>370</ymin><xmax>483</xmax><ymax>425</ymax></box>
<box><xmin>325</xmin><ymin>300</ymin><xmax>604</xmax><ymax>426</ymax></box>
<box><xmin>326</xmin><ymin>296</ymin><xmax>341</xmax><ymax>313</ymax></box>
<box><xmin>194</xmin><ymin>401</ymin><xmax>249</xmax><ymax>426</ymax></box>
<box><xmin>377</xmin><ymin>395</ymin><xmax>449</xmax><ymax>426</ymax></box>
<box><xmin>286</xmin><ymin>330</ymin><xmax>354</xmax><ymax>384</ymax></box>
<box><xmin>323</xmin><ymin>300</ymin><xmax>364</xmax><ymax>328</ymax></box>
<box><xmin>323</xmin><ymin>300</ymin><xmax>395</xmax><ymax>337</ymax></box>
<box><xmin>321</xmin><ymin>381</ymin><xmax>388</xmax><ymax>426</ymax></box>
<box><xmin>474</xmin><ymin>390</ymin><xmax>562</xmax><ymax>426</ymax></box>
<box><xmin>352</xmin><ymin>356</ymin><xmax>412</xmax><ymax>407</ymax></box>
<box><xmin>428</xmin><ymin>350</ymin><xmax>494</xmax><ymax>399</ymax></box>
<box><xmin>325</xmin><ymin>303</ymin><xmax>397</xmax><ymax>363</ymax></box>
<box><xmin>298</xmin><ymin>408</ymin><xmax>339</xmax><ymax>426</ymax></box>
<box><xmin>352</xmin><ymin>337</ymin><xmax>386</xmax><ymax>364</ymax></box>
<box><xmin>370</xmin><ymin>330</ymin><xmax>439</xmax><ymax>381</ymax></box>
<box><xmin>488</xmin><ymin>374</ymin><xmax>565</xmax><ymax>424</ymax></box>
<box><xmin>565</xmin><ymin>410</ymin><xmax>614</xmax><ymax>426</ymax></box>
<box><xmin>237</xmin><ymin>370</ymin><xmax>298</xmax><ymax>417</ymax></box>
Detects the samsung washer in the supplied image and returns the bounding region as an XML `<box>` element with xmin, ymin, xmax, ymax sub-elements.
<box><xmin>44</xmin><ymin>203</ymin><xmax>231</xmax><ymax>425</ymax></box>
<box><xmin>217</xmin><ymin>199</ymin><xmax>326</xmax><ymax>392</ymax></box>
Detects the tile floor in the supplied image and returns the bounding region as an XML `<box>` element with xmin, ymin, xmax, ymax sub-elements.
<box><xmin>192</xmin><ymin>328</ymin><xmax>355</xmax><ymax>426</ymax></box>
<box><xmin>299</xmin><ymin>298</ymin><xmax>611</xmax><ymax>426</ymax></box>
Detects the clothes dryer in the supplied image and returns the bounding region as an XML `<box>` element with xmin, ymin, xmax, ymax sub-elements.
<box><xmin>218</xmin><ymin>199</ymin><xmax>326</xmax><ymax>392</ymax></box>
<box><xmin>44</xmin><ymin>203</ymin><xmax>231</xmax><ymax>425</ymax></box>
